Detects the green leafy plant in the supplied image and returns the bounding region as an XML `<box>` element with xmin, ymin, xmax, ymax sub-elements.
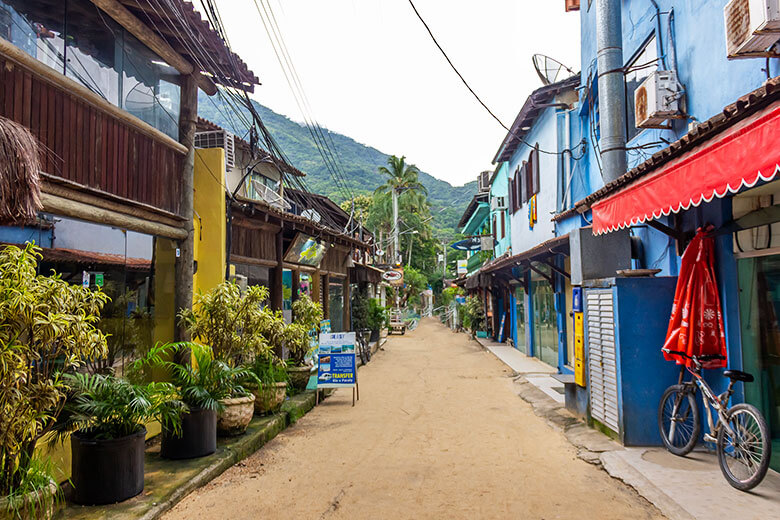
<box><xmin>54</xmin><ymin>373</ymin><xmax>183</xmax><ymax>441</ymax></box>
<box><xmin>178</xmin><ymin>282</ymin><xmax>272</xmax><ymax>365</ymax></box>
<box><xmin>0</xmin><ymin>243</ymin><xmax>108</xmax><ymax>500</ymax></box>
<box><xmin>130</xmin><ymin>342</ymin><xmax>256</xmax><ymax>412</ymax></box>
<box><xmin>462</xmin><ymin>295</ymin><xmax>485</xmax><ymax>336</ymax></box>
<box><xmin>247</xmin><ymin>356</ymin><xmax>288</xmax><ymax>386</ymax></box>
<box><xmin>288</xmin><ymin>294</ymin><xmax>323</xmax><ymax>366</ymax></box>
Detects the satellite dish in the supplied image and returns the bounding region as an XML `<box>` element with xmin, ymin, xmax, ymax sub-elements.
<box><xmin>532</xmin><ymin>54</ymin><xmax>575</xmax><ymax>86</ymax></box>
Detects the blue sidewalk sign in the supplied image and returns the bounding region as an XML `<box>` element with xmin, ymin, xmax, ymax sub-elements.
<box><xmin>317</xmin><ymin>332</ymin><xmax>356</xmax><ymax>388</ymax></box>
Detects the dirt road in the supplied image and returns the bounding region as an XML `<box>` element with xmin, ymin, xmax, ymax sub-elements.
<box><xmin>164</xmin><ymin>319</ymin><xmax>662</xmax><ymax>519</ymax></box>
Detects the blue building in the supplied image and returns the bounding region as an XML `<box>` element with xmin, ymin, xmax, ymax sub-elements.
<box><xmin>548</xmin><ymin>0</ymin><xmax>780</xmax><ymax>455</ymax></box>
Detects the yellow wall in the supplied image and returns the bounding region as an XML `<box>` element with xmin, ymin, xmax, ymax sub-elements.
<box><xmin>152</xmin><ymin>237</ymin><xmax>177</xmax><ymax>347</ymax></box>
<box><xmin>193</xmin><ymin>148</ymin><xmax>227</xmax><ymax>296</ymax></box>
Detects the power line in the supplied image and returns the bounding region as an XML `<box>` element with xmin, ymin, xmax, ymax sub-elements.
<box><xmin>407</xmin><ymin>0</ymin><xmax>581</xmax><ymax>159</ymax></box>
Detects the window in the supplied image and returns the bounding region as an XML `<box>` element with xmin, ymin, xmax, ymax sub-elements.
<box><xmin>0</xmin><ymin>0</ymin><xmax>181</xmax><ymax>139</ymax></box>
<box><xmin>625</xmin><ymin>35</ymin><xmax>658</xmax><ymax>142</ymax></box>
<box><xmin>517</xmin><ymin>145</ymin><xmax>541</xmax><ymax>206</ymax></box>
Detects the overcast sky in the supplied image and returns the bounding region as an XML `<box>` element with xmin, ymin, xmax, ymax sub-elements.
<box><xmin>215</xmin><ymin>1</ymin><xmax>581</xmax><ymax>187</ymax></box>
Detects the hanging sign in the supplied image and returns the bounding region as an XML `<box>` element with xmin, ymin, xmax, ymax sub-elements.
<box><xmin>82</xmin><ymin>271</ymin><xmax>90</xmax><ymax>288</ymax></box>
<box><xmin>457</xmin><ymin>259</ymin><xmax>468</xmax><ymax>275</ymax></box>
<box><xmin>317</xmin><ymin>332</ymin><xmax>356</xmax><ymax>388</ymax></box>
<box><xmin>382</xmin><ymin>268</ymin><xmax>404</xmax><ymax>286</ymax></box>
<box><xmin>94</xmin><ymin>273</ymin><xmax>104</xmax><ymax>288</ymax></box>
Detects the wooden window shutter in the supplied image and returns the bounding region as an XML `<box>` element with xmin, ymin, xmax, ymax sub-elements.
<box><xmin>514</xmin><ymin>167</ymin><xmax>522</xmax><ymax>210</ymax></box>
<box><xmin>508</xmin><ymin>177</ymin><xmax>514</xmax><ymax>214</ymax></box>
<box><xmin>532</xmin><ymin>145</ymin><xmax>540</xmax><ymax>195</ymax></box>
<box><xmin>500</xmin><ymin>211</ymin><xmax>505</xmax><ymax>239</ymax></box>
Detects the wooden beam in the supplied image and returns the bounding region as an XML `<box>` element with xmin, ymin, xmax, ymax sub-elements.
<box><xmin>646</xmin><ymin>219</ymin><xmax>684</xmax><ymax>241</ymax></box>
<box><xmin>537</xmin><ymin>258</ymin><xmax>571</xmax><ymax>279</ymax></box>
<box><xmin>90</xmin><ymin>0</ymin><xmax>193</xmax><ymax>75</ymax></box>
<box><xmin>270</xmin><ymin>229</ymin><xmax>284</xmax><ymax>311</ymax></box>
<box><xmin>42</xmin><ymin>178</ymin><xmax>184</xmax><ymax>228</ymax></box>
<box><xmin>525</xmin><ymin>262</ymin><xmax>554</xmax><ymax>285</ymax></box>
<box><xmin>0</xmin><ymin>38</ymin><xmax>186</xmax><ymax>154</ymax></box>
<box><xmin>230</xmin><ymin>254</ymin><xmax>277</xmax><ymax>268</ymax></box>
<box><xmin>41</xmin><ymin>192</ymin><xmax>186</xmax><ymax>240</ymax></box>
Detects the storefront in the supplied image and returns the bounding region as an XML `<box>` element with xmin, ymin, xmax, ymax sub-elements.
<box><xmin>580</xmin><ymin>79</ymin><xmax>780</xmax><ymax>454</ymax></box>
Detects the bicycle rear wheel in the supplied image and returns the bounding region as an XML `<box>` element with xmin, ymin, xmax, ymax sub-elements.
<box><xmin>717</xmin><ymin>403</ymin><xmax>771</xmax><ymax>491</ymax></box>
<box><xmin>658</xmin><ymin>384</ymin><xmax>700</xmax><ymax>456</ymax></box>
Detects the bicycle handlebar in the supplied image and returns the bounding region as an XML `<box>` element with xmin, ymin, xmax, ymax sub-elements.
<box><xmin>661</xmin><ymin>348</ymin><xmax>725</xmax><ymax>369</ymax></box>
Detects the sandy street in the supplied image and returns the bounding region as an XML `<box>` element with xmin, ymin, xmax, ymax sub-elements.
<box><xmin>163</xmin><ymin>319</ymin><xmax>662</xmax><ymax>520</ymax></box>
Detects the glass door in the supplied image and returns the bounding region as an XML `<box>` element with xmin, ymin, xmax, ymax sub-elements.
<box><xmin>738</xmin><ymin>254</ymin><xmax>780</xmax><ymax>472</ymax></box>
<box><xmin>532</xmin><ymin>276</ymin><xmax>558</xmax><ymax>368</ymax></box>
<box><xmin>515</xmin><ymin>287</ymin><xmax>526</xmax><ymax>354</ymax></box>
<box><xmin>329</xmin><ymin>278</ymin><xmax>344</xmax><ymax>332</ymax></box>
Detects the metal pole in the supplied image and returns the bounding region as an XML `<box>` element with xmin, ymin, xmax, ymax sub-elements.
<box><xmin>596</xmin><ymin>0</ymin><xmax>627</xmax><ymax>184</ymax></box>
<box><xmin>407</xmin><ymin>232</ymin><xmax>414</xmax><ymax>267</ymax></box>
<box><xmin>442</xmin><ymin>241</ymin><xmax>447</xmax><ymax>276</ymax></box>
<box><xmin>392</xmin><ymin>187</ymin><xmax>400</xmax><ymax>264</ymax></box>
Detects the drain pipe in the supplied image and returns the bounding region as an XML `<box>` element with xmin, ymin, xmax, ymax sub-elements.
<box><xmin>596</xmin><ymin>0</ymin><xmax>627</xmax><ymax>184</ymax></box>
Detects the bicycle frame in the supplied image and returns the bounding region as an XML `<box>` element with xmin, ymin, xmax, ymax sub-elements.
<box><xmin>681</xmin><ymin>365</ymin><xmax>738</xmax><ymax>443</ymax></box>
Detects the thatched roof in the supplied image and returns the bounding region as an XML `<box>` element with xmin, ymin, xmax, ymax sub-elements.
<box><xmin>0</xmin><ymin>117</ymin><xmax>42</xmax><ymax>225</ymax></box>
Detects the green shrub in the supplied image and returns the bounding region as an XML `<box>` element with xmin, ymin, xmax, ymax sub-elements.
<box><xmin>0</xmin><ymin>243</ymin><xmax>108</xmax><ymax>497</ymax></box>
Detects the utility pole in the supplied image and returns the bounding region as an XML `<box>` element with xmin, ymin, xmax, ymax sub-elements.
<box><xmin>442</xmin><ymin>241</ymin><xmax>447</xmax><ymax>276</ymax></box>
<box><xmin>407</xmin><ymin>232</ymin><xmax>414</xmax><ymax>267</ymax></box>
<box><xmin>392</xmin><ymin>187</ymin><xmax>400</xmax><ymax>265</ymax></box>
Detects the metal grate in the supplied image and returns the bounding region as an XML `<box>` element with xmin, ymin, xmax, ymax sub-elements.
<box><xmin>194</xmin><ymin>130</ymin><xmax>236</xmax><ymax>169</ymax></box>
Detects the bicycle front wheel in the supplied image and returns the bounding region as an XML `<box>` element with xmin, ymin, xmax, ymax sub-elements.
<box><xmin>717</xmin><ymin>403</ymin><xmax>771</xmax><ymax>491</ymax></box>
<box><xmin>658</xmin><ymin>384</ymin><xmax>700</xmax><ymax>456</ymax></box>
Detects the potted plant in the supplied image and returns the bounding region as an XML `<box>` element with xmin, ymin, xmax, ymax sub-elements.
<box><xmin>54</xmin><ymin>373</ymin><xmax>182</xmax><ymax>505</ymax></box>
<box><xmin>462</xmin><ymin>295</ymin><xmax>485</xmax><ymax>338</ymax></box>
<box><xmin>0</xmin><ymin>244</ymin><xmax>108</xmax><ymax>518</ymax></box>
<box><xmin>286</xmin><ymin>294</ymin><xmax>323</xmax><ymax>391</ymax></box>
<box><xmin>179</xmin><ymin>282</ymin><xmax>273</xmax><ymax>436</ymax></box>
<box><xmin>130</xmin><ymin>342</ymin><xmax>255</xmax><ymax>456</ymax></box>
<box><xmin>245</xmin><ymin>356</ymin><xmax>288</xmax><ymax>415</ymax></box>
<box><xmin>367</xmin><ymin>298</ymin><xmax>387</xmax><ymax>343</ymax></box>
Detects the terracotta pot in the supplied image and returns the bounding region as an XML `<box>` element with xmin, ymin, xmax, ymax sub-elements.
<box><xmin>216</xmin><ymin>395</ymin><xmax>255</xmax><ymax>436</ymax></box>
<box><xmin>287</xmin><ymin>365</ymin><xmax>312</xmax><ymax>391</ymax></box>
<box><xmin>247</xmin><ymin>382</ymin><xmax>287</xmax><ymax>415</ymax></box>
<box><xmin>0</xmin><ymin>480</ymin><xmax>56</xmax><ymax>520</ymax></box>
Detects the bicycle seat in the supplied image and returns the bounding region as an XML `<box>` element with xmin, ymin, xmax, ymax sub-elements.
<box><xmin>723</xmin><ymin>369</ymin><xmax>754</xmax><ymax>383</ymax></box>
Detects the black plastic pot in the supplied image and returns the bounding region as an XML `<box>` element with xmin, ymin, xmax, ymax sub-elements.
<box><xmin>160</xmin><ymin>408</ymin><xmax>217</xmax><ymax>460</ymax></box>
<box><xmin>71</xmin><ymin>427</ymin><xmax>145</xmax><ymax>505</ymax></box>
<box><xmin>369</xmin><ymin>329</ymin><xmax>380</xmax><ymax>343</ymax></box>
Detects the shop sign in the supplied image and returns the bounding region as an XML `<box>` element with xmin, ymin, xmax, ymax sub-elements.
<box><xmin>457</xmin><ymin>259</ymin><xmax>467</xmax><ymax>275</ymax></box>
<box><xmin>82</xmin><ymin>271</ymin><xmax>90</xmax><ymax>288</ymax></box>
<box><xmin>317</xmin><ymin>332</ymin><xmax>356</xmax><ymax>388</ymax></box>
<box><xmin>320</xmin><ymin>319</ymin><xmax>331</xmax><ymax>334</ymax></box>
<box><xmin>95</xmin><ymin>273</ymin><xmax>104</xmax><ymax>288</ymax></box>
<box><xmin>382</xmin><ymin>268</ymin><xmax>404</xmax><ymax>286</ymax></box>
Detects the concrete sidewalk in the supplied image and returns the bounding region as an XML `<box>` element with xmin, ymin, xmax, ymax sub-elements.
<box><xmin>471</xmin><ymin>334</ymin><xmax>780</xmax><ymax>520</ymax></box>
<box><xmin>475</xmin><ymin>338</ymin><xmax>565</xmax><ymax>404</ymax></box>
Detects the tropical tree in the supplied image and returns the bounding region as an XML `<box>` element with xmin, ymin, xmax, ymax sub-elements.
<box><xmin>374</xmin><ymin>155</ymin><xmax>428</xmax><ymax>203</ymax></box>
<box><xmin>339</xmin><ymin>194</ymin><xmax>372</xmax><ymax>225</ymax></box>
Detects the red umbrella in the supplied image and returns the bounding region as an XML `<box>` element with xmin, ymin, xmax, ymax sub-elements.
<box><xmin>662</xmin><ymin>228</ymin><xmax>727</xmax><ymax>369</ymax></box>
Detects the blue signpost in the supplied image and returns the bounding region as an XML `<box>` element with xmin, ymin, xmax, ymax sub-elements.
<box><xmin>317</xmin><ymin>332</ymin><xmax>358</xmax><ymax>405</ymax></box>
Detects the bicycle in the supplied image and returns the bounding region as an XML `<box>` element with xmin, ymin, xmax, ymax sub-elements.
<box><xmin>658</xmin><ymin>349</ymin><xmax>771</xmax><ymax>491</ymax></box>
<box><xmin>356</xmin><ymin>328</ymin><xmax>371</xmax><ymax>365</ymax></box>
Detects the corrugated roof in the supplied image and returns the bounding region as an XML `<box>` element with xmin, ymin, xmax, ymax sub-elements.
<box><xmin>457</xmin><ymin>193</ymin><xmax>489</xmax><ymax>229</ymax></box>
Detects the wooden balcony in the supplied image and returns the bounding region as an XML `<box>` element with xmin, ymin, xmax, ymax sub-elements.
<box><xmin>0</xmin><ymin>41</ymin><xmax>186</xmax><ymax>221</ymax></box>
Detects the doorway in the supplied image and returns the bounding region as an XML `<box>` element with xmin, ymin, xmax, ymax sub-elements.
<box><xmin>737</xmin><ymin>254</ymin><xmax>780</xmax><ymax>472</ymax></box>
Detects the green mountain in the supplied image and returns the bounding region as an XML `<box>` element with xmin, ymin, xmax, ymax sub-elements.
<box><xmin>198</xmin><ymin>93</ymin><xmax>476</xmax><ymax>237</ymax></box>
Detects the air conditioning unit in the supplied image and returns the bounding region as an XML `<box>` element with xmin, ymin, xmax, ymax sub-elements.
<box><xmin>478</xmin><ymin>170</ymin><xmax>491</xmax><ymax>193</ymax></box>
<box><xmin>194</xmin><ymin>130</ymin><xmax>236</xmax><ymax>169</ymax></box>
<box><xmin>634</xmin><ymin>71</ymin><xmax>684</xmax><ymax>129</ymax></box>
<box><xmin>490</xmin><ymin>196</ymin><xmax>506</xmax><ymax>211</ymax></box>
<box><xmin>724</xmin><ymin>0</ymin><xmax>780</xmax><ymax>59</ymax></box>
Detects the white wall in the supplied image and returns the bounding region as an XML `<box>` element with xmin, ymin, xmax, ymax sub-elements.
<box><xmin>507</xmin><ymin>108</ymin><xmax>558</xmax><ymax>255</ymax></box>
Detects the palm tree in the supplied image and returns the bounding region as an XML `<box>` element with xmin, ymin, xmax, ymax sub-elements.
<box><xmin>374</xmin><ymin>156</ymin><xmax>429</xmax><ymax>264</ymax></box>
<box><xmin>374</xmin><ymin>155</ymin><xmax>428</xmax><ymax>197</ymax></box>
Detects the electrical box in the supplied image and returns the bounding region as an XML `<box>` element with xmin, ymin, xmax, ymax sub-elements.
<box><xmin>574</xmin><ymin>311</ymin><xmax>585</xmax><ymax>387</ymax></box>
<box><xmin>634</xmin><ymin>71</ymin><xmax>684</xmax><ymax>128</ymax></box>
<box><xmin>724</xmin><ymin>0</ymin><xmax>780</xmax><ymax>59</ymax></box>
<box><xmin>569</xmin><ymin>227</ymin><xmax>632</xmax><ymax>285</ymax></box>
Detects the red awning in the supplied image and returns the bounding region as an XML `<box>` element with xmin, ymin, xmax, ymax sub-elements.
<box><xmin>592</xmin><ymin>102</ymin><xmax>780</xmax><ymax>235</ymax></box>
